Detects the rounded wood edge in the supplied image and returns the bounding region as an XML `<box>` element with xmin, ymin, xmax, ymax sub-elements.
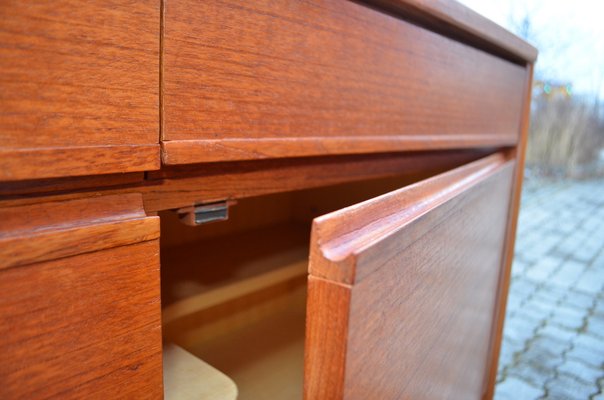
<box><xmin>0</xmin><ymin>144</ymin><xmax>160</xmax><ymax>182</ymax></box>
<box><xmin>161</xmin><ymin>135</ymin><xmax>518</xmax><ymax>165</ymax></box>
<box><xmin>368</xmin><ymin>0</ymin><xmax>538</xmax><ymax>63</ymax></box>
<box><xmin>0</xmin><ymin>193</ymin><xmax>159</xmax><ymax>270</ymax></box>
<box><xmin>309</xmin><ymin>152</ymin><xmax>512</xmax><ymax>284</ymax></box>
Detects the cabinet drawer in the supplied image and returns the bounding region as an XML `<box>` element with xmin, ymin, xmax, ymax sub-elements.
<box><xmin>162</xmin><ymin>0</ymin><xmax>527</xmax><ymax>164</ymax></box>
<box><xmin>158</xmin><ymin>152</ymin><xmax>515</xmax><ymax>398</ymax></box>
<box><xmin>0</xmin><ymin>0</ymin><xmax>160</xmax><ymax>181</ymax></box>
<box><xmin>0</xmin><ymin>194</ymin><xmax>162</xmax><ymax>399</ymax></box>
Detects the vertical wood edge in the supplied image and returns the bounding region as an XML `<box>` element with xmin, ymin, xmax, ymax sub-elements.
<box><xmin>304</xmin><ymin>276</ymin><xmax>352</xmax><ymax>400</ymax></box>
<box><xmin>159</xmin><ymin>0</ymin><xmax>166</xmax><ymax>142</ymax></box>
<box><xmin>484</xmin><ymin>64</ymin><xmax>535</xmax><ymax>399</ymax></box>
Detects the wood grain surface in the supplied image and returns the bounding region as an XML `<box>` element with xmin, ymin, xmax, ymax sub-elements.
<box><xmin>0</xmin><ymin>192</ymin><xmax>162</xmax><ymax>398</ymax></box>
<box><xmin>163</xmin><ymin>0</ymin><xmax>526</xmax><ymax>164</ymax></box>
<box><xmin>0</xmin><ymin>240</ymin><xmax>162</xmax><ymax>399</ymax></box>
<box><xmin>366</xmin><ymin>0</ymin><xmax>537</xmax><ymax>63</ymax></box>
<box><xmin>0</xmin><ymin>150</ymin><xmax>488</xmax><ymax>212</ymax></box>
<box><xmin>0</xmin><ymin>0</ymin><xmax>160</xmax><ymax>180</ymax></box>
<box><xmin>305</xmin><ymin>154</ymin><xmax>515</xmax><ymax>399</ymax></box>
<box><xmin>0</xmin><ymin>193</ymin><xmax>159</xmax><ymax>269</ymax></box>
<box><xmin>0</xmin><ymin>172</ymin><xmax>145</xmax><ymax>197</ymax></box>
<box><xmin>0</xmin><ymin>145</ymin><xmax>159</xmax><ymax>182</ymax></box>
<box><xmin>144</xmin><ymin>150</ymin><xmax>488</xmax><ymax>212</ymax></box>
<box><xmin>485</xmin><ymin>64</ymin><xmax>536</xmax><ymax>398</ymax></box>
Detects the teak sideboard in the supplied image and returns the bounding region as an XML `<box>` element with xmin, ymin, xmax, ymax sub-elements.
<box><xmin>0</xmin><ymin>0</ymin><xmax>537</xmax><ymax>399</ymax></box>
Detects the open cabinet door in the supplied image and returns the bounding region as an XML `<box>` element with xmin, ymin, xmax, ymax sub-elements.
<box><xmin>304</xmin><ymin>153</ymin><xmax>515</xmax><ymax>399</ymax></box>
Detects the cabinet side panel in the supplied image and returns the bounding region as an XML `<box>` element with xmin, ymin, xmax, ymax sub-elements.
<box><xmin>485</xmin><ymin>64</ymin><xmax>536</xmax><ymax>398</ymax></box>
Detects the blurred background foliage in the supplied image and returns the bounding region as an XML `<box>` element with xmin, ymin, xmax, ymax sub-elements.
<box><xmin>513</xmin><ymin>13</ymin><xmax>604</xmax><ymax>178</ymax></box>
<box><xmin>527</xmin><ymin>85</ymin><xmax>604</xmax><ymax>178</ymax></box>
<box><xmin>459</xmin><ymin>0</ymin><xmax>604</xmax><ymax>178</ymax></box>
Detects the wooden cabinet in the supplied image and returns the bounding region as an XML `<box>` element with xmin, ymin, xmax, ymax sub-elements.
<box><xmin>0</xmin><ymin>0</ymin><xmax>537</xmax><ymax>399</ymax></box>
<box><xmin>155</xmin><ymin>153</ymin><xmax>518</xmax><ymax>399</ymax></box>
<box><xmin>0</xmin><ymin>194</ymin><xmax>162</xmax><ymax>398</ymax></box>
<box><xmin>0</xmin><ymin>0</ymin><xmax>160</xmax><ymax>181</ymax></box>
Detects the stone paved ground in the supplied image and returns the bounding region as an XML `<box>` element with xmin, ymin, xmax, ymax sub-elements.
<box><xmin>495</xmin><ymin>178</ymin><xmax>604</xmax><ymax>400</ymax></box>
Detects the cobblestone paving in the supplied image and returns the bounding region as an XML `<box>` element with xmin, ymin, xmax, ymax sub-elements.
<box><xmin>495</xmin><ymin>178</ymin><xmax>604</xmax><ymax>400</ymax></box>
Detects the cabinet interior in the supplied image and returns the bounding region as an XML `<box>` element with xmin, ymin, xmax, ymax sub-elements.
<box><xmin>158</xmin><ymin>169</ymin><xmax>449</xmax><ymax>399</ymax></box>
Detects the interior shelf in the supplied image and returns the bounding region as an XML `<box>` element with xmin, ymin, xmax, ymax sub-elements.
<box><xmin>157</xmin><ymin>159</ymin><xmax>495</xmax><ymax>399</ymax></box>
<box><xmin>161</xmin><ymin>222</ymin><xmax>309</xmax><ymax>399</ymax></box>
<box><xmin>163</xmin><ymin>343</ymin><xmax>238</xmax><ymax>400</ymax></box>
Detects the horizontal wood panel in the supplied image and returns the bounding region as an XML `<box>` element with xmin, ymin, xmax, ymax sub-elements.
<box><xmin>0</xmin><ymin>150</ymin><xmax>490</xmax><ymax>212</ymax></box>
<box><xmin>144</xmin><ymin>150</ymin><xmax>489</xmax><ymax>212</ymax></box>
<box><xmin>0</xmin><ymin>193</ymin><xmax>159</xmax><ymax>269</ymax></box>
<box><xmin>305</xmin><ymin>154</ymin><xmax>515</xmax><ymax>398</ymax></box>
<box><xmin>161</xmin><ymin>135</ymin><xmax>516</xmax><ymax>164</ymax></box>
<box><xmin>366</xmin><ymin>0</ymin><xmax>537</xmax><ymax>63</ymax></box>
<box><xmin>0</xmin><ymin>172</ymin><xmax>145</xmax><ymax>197</ymax></box>
<box><xmin>0</xmin><ymin>145</ymin><xmax>159</xmax><ymax>181</ymax></box>
<box><xmin>0</xmin><ymin>241</ymin><xmax>163</xmax><ymax>399</ymax></box>
<box><xmin>163</xmin><ymin>0</ymin><xmax>526</xmax><ymax>164</ymax></box>
<box><xmin>0</xmin><ymin>0</ymin><xmax>160</xmax><ymax>180</ymax></box>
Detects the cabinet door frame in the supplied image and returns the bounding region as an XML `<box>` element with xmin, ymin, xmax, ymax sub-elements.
<box><xmin>305</xmin><ymin>153</ymin><xmax>516</xmax><ymax>399</ymax></box>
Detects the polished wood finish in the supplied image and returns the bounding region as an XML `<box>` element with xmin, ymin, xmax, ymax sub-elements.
<box><xmin>162</xmin><ymin>0</ymin><xmax>526</xmax><ymax>164</ymax></box>
<box><xmin>485</xmin><ymin>65</ymin><xmax>536</xmax><ymax>398</ymax></box>
<box><xmin>0</xmin><ymin>146</ymin><xmax>159</xmax><ymax>182</ymax></box>
<box><xmin>162</xmin><ymin>136</ymin><xmax>514</xmax><ymax>166</ymax></box>
<box><xmin>0</xmin><ymin>194</ymin><xmax>162</xmax><ymax>398</ymax></box>
<box><xmin>144</xmin><ymin>150</ymin><xmax>487</xmax><ymax>212</ymax></box>
<box><xmin>0</xmin><ymin>150</ymin><xmax>487</xmax><ymax>212</ymax></box>
<box><xmin>0</xmin><ymin>194</ymin><xmax>159</xmax><ymax>269</ymax></box>
<box><xmin>0</xmin><ymin>0</ymin><xmax>160</xmax><ymax>181</ymax></box>
<box><xmin>367</xmin><ymin>0</ymin><xmax>537</xmax><ymax>63</ymax></box>
<box><xmin>0</xmin><ymin>172</ymin><xmax>144</xmax><ymax>197</ymax></box>
<box><xmin>0</xmin><ymin>0</ymin><xmax>536</xmax><ymax>398</ymax></box>
<box><xmin>0</xmin><ymin>240</ymin><xmax>162</xmax><ymax>399</ymax></box>
<box><xmin>305</xmin><ymin>154</ymin><xmax>515</xmax><ymax>399</ymax></box>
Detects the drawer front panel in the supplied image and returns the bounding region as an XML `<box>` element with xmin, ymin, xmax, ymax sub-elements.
<box><xmin>163</xmin><ymin>0</ymin><xmax>526</xmax><ymax>164</ymax></box>
<box><xmin>305</xmin><ymin>153</ymin><xmax>515</xmax><ymax>399</ymax></box>
<box><xmin>0</xmin><ymin>195</ymin><xmax>162</xmax><ymax>399</ymax></box>
<box><xmin>0</xmin><ymin>242</ymin><xmax>163</xmax><ymax>399</ymax></box>
<box><xmin>0</xmin><ymin>0</ymin><xmax>160</xmax><ymax>180</ymax></box>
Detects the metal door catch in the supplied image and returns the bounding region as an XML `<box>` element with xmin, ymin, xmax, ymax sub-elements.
<box><xmin>177</xmin><ymin>200</ymin><xmax>235</xmax><ymax>226</ymax></box>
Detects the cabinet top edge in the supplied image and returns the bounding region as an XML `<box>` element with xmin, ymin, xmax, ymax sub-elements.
<box><xmin>362</xmin><ymin>0</ymin><xmax>538</xmax><ymax>63</ymax></box>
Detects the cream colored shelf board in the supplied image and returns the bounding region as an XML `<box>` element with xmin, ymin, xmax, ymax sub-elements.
<box><xmin>163</xmin><ymin>343</ymin><xmax>238</xmax><ymax>400</ymax></box>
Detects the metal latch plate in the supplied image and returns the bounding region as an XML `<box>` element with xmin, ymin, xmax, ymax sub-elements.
<box><xmin>176</xmin><ymin>200</ymin><xmax>235</xmax><ymax>226</ymax></box>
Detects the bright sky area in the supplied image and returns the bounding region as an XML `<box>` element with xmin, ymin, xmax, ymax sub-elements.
<box><xmin>457</xmin><ymin>0</ymin><xmax>604</xmax><ymax>100</ymax></box>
